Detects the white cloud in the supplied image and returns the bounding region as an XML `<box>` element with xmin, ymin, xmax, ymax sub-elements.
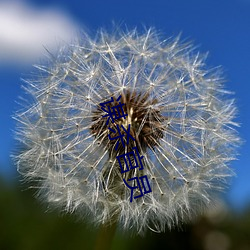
<box><xmin>0</xmin><ymin>1</ymin><xmax>78</xmax><ymax>65</ymax></box>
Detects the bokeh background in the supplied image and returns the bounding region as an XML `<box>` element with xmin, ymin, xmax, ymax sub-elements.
<box><xmin>1</xmin><ymin>0</ymin><xmax>249</xmax><ymax>249</ymax></box>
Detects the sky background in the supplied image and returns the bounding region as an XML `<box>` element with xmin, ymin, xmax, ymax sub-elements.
<box><xmin>0</xmin><ymin>0</ymin><xmax>249</xmax><ymax>210</ymax></box>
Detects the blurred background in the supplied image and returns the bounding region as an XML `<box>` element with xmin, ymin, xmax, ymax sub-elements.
<box><xmin>0</xmin><ymin>0</ymin><xmax>249</xmax><ymax>249</ymax></box>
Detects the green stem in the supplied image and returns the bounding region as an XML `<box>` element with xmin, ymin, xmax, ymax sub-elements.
<box><xmin>94</xmin><ymin>220</ymin><xmax>117</xmax><ymax>250</ymax></box>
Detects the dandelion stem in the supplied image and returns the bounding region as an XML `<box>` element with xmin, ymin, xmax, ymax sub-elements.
<box><xmin>94</xmin><ymin>220</ymin><xmax>117</xmax><ymax>250</ymax></box>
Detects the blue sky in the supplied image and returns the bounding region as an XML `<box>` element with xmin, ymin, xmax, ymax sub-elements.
<box><xmin>0</xmin><ymin>0</ymin><xmax>249</xmax><ymax>210</ymax></box>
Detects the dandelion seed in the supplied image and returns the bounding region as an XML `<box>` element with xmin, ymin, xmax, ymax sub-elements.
<box><xmin>14</xmin><ymin>27</ymin><xmax>240</xmax><ymax>234</ymax></box>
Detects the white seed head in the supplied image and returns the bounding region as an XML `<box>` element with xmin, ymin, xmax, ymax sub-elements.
<box><xmin>14</xmin><ymin>28</ymin><xmax>240</xmax><ymax>234</ymax></box>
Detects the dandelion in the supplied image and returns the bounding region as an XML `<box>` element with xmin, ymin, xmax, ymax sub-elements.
<box><xmin>14</xmin><ymin>28</ymin><xmax>240</xmax><ymax>234</ymax></box>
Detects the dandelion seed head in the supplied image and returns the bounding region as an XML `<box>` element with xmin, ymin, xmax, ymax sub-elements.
<box><xmin>14</xmin><ymin>27</ymin><xmax>240</xmax><ymax>234</ymax></box>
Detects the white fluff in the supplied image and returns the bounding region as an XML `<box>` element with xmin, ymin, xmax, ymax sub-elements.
<box><xmin>14</xmin><ymin>28</ymin><xmax>240</xmax><ymax>234</ymax></box>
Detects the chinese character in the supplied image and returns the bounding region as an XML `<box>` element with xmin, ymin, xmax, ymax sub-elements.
<box><xmin>100</xmin><ymin>95</ymin><xmax>127</xmax><ymax>125</ymax></box>
<box><xmin>123</xmin><ymin>175</ymin><xmax>152</xmax><ymax>202</ymax></box>
<box><xmin>108</xmin><ymin>124</ymin><xmax>135</xmax><ymax>150</ymax></box>
<box><xmin>116</xmin><ymin>147</ymin><xmax>144</xmax><ymax>173</ymax></box>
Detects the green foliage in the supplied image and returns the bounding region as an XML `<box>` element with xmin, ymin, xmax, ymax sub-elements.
<box><xmin>0</xmin><ymin>178</ymin><xmax>96</xmax><ymax>250</ymax></box>
<box><xmin>1</xmin><ymin>177</ymin><xmax>250</xmax><ymax>250</ymax></box>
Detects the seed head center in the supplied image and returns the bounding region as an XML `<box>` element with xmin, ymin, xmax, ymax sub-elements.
<box><xmin>91</xmin><ymin>91</ymin><xmax>164</xmax><ymax>156</ymax></box>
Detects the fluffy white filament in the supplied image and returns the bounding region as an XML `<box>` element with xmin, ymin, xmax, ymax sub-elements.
<box><xmin>14</xmin><ymin>28</ymin><xmax>240</xmax><ymax>233</ymax></box>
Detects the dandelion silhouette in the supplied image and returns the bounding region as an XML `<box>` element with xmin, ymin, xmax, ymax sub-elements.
<box><xmin>14</xmin><ymin>28</ymin><xmax>240</xmax><ymax>234</ymax></box>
